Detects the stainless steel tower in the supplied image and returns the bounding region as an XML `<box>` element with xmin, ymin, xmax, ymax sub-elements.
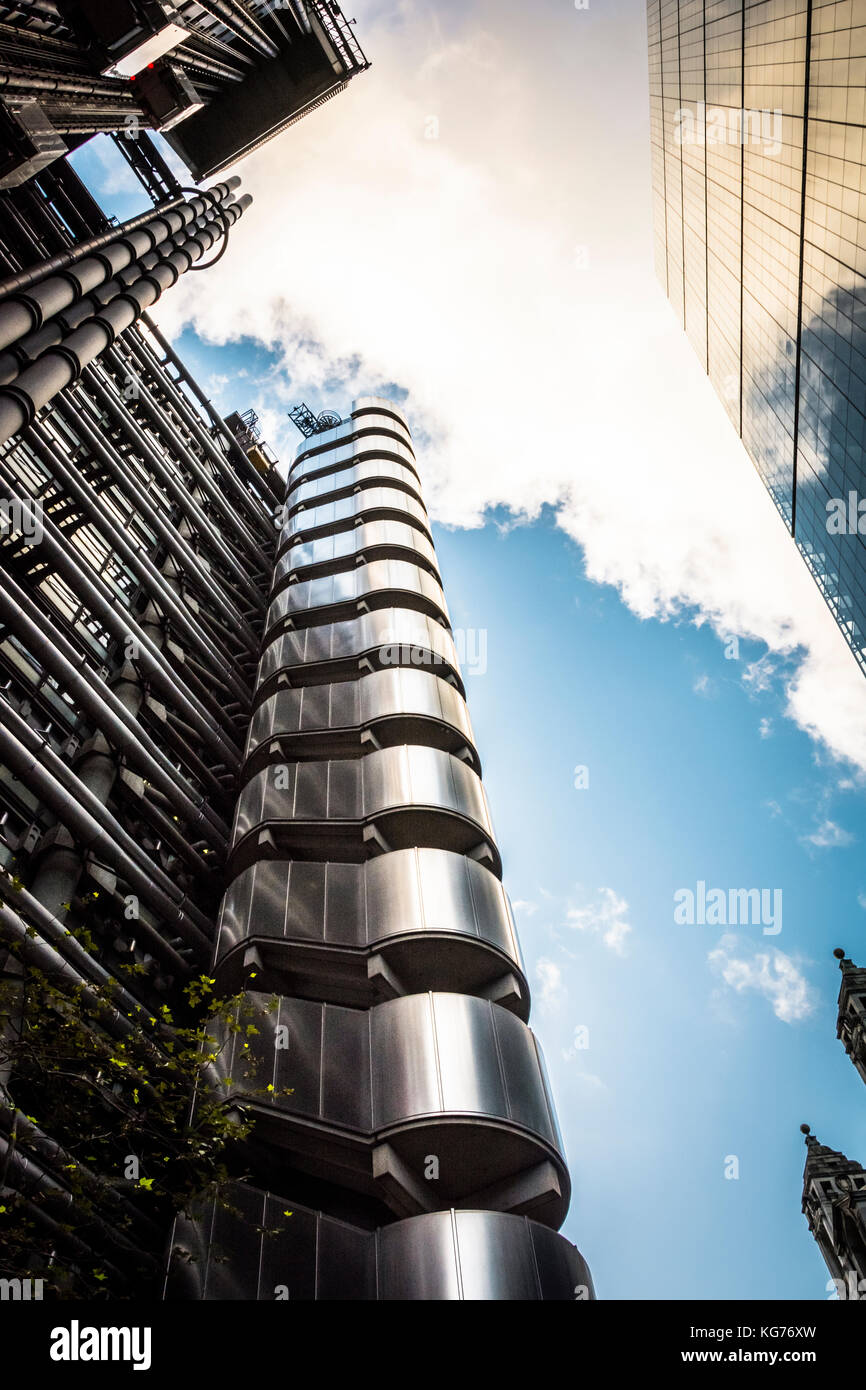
<box><xmin>167</xmin><ymin>397</ymin><xmax>596</xmax><ymax>1300</ymax></box>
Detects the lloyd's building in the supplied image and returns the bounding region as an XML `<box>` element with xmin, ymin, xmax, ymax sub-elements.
<box><xmin>0</xmin><ymin>0</ymin><xmax>593</xmax><ymax>1304</ymax></box>
<box><xmin>166</xmin><ymin>399</ymin><xmax>596</xmax><ymax>1300</ymax></box>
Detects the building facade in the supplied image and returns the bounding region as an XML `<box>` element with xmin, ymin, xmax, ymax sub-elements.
<box><xmin>0</xmin><ymin>2</ymin><xmax>594</xmax><ymax>1299</ymax></box>
<box><xmin>0</xmin><ymin>292</ymin><xmax>276</xmax><ymax>1294</ymax></box>
<box><xmin>0</xmin><ymin>150</ymin><xmax>593</xmax><ymax>1296</ymax></box>
<box><xmin>165</xmin><ymin>398</ymin><xmax>595</xmax><ymax>1300</ymax></box>
<box><xmin>647</xmin><ymin>0</ymin><xmax>866</xmax><ymax>676</ymax></box>
<box><xmin>0</xmin><ymin>1</ymin><xmax>368</xmax><ymax>190</ymax></box>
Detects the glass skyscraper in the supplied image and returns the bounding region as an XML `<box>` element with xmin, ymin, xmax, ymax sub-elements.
<box><xmin>648</xmin><ymin>0</ymin><xmax>866</xmax><ymax>674</ymax></box>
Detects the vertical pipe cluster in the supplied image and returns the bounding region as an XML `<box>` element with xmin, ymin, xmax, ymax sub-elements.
<box><xmin>0</xmin><ymin>242</ymin><xmax>277</xmax><ymax>1289</ymax></box>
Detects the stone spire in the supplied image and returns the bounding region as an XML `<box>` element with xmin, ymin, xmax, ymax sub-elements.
<box><xmin>834</xmin><ymin>948</ymin><xmax>866</xmax><ymax>1086</ymax></box>
<box><xmin>800</xmin><ymin>1125</ymin><xmax>866</xmax><ymax>1298</ymax></box>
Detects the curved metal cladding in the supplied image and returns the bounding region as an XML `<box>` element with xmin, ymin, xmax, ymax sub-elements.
<box><xmin>256</xmin><ymin>608</ymin><xmax>465</xmax><ymax>697</ymax></box>
<box><xmin>168</xmin><ymin>1188</ymin><xmax>595</xmax><ymax>1301</ymax></box>
<box><xmin>278</xmin><ymin>486</ymin><xmax>432</xmax><ymax>548</ymax></box>
<box><xmin>180</xmin><ymin>396</ymin><xmax>594</xmax><ymax>1300</ymax></box>
<box><xmin>263</xmin><ymin>558</ymin><xmax>450</xmax><ymax>640</ymax></box>
<box><xmin>244</xmin><ymin>668</ymin><xmax>481</xmax><ymax>774</ymax></box>
<box><xmin>216</xmin><ymin>849</ymin><xmax>526</xmax><ymax>1011</ymax></box>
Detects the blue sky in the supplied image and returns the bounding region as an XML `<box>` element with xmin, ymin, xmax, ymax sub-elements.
<box><xmin>434</xmin><ymin>512</ymin><xmax>866</xmax><ymax>1299</ymax></box>
<box><xmin>69</xmin><ymin>0</ymin><xmax>866</xmax><ymax>1299</ymax></box>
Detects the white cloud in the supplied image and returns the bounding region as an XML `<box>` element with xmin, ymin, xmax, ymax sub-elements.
<box><xmin>535</xmin><ymin>956</ymin><xmax>565</xmax><ymax>1009</ymax></box>
<box><xmin>743</xmin><ymin>655</ymin><xmax>778</xmax><ymax>694</ymax></box>
<box><xmin>857</xmin><ymin>892</ymin><xmax>866</xmax><ymax>910</ymax></box>
<box><xmin>511</xmin><ymin>899</ymin><xmax>538</xmax><ymax>916</ymax></box>
<box><xmin>804</xmin><ymin>819</ymin><xmax>855</xmax><ymax>849</ymax></box>
<box><xmin>708</xmin><ymin>934</ymin><xmax>816</xmax><ymax>1023</ymax></box>
<box><xmin>759</xmin><ymin>717</ymin><xmax>773</xmax><ymax>739</ymax></box>
<box><xmin>565</xmin><ymin>886</ymin><xmax>632</xmax><ymax>955</ymax></box>
<box><xmin>693</xmin><ymin>673</ymin><xmax>713</xmax><ymax>697</ymax></box>
<box><xmin>155</xmin><ymin>0</ymin><xmax>866</xmax><ymax>772</ymax></box>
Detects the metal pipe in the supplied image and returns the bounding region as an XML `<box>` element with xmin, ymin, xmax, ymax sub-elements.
<box><xmin>0</xmin><ymin>199</ymin><xmax>246</xmax><ymax>444</ymax></box>
<box><xmin>85</xmin><ymin>360</ymin><xmax>267</xmax><ymax>614</ymax></box>
<box><xmin>0</xmin><ymin>899</ymin><xmax>155</xmax><ymax>1045</ymax></box>
<box><xmin>0</xmin><ymin>19</ymin><xmax>82</xmax><ymax>60</ymax></box>
<box><xmin>0</xmin><ymin>869</ymin><xmax>177</xmax><ymax>1013</ymax></box>
<box><xmin>0</xmin><ymin>1107</ymin><xmax>161</xmax><ymax>1243</ymax></box>
<box><xmin>4</xmin><ymin>688</ymin><xmax>217</xmax><ymax>932</ymax></box>
<box><xmin>113</xmin><ymin>337</ymin><xmax>274</xmax><ymax>562</ymax></box>
<box><xmin>58</xmin><ymin>389</ymin><xmax>261</xmax><ymax>654</ymax></box>
<box><xmin>0</xmin><ymin>181</ymin><xmax>238</xmax><ymax>338</ymax></box>
<box><xmin>0</xmin><ymin>257</ymin><xmax>189</xmax><ymax>435</ymax></box>
<box><xmin>105</xmin><ymin>336</ymin><xmax>271</xmax><ymax>575</ymax></box>
<box><xmin>0</xmin><ymin>714</ymin><xmax>214</xmax><ymax>951</ymax></box>
<box><xmin>25</xmin><ymin>421</ymin><xmax>255</xmax><ymax>713</ymax></box>
<box><xmin>138</xmin><ymin>788</ymin><xmax>213</xmax><ymax>877</ymax></box>
<box><xmin>154</xmin><ymin>712</ymin><xmax>233</xmax><ymax>803</ymax></box>
<box><xmin>174</xmin><ymin>43</ymin><xmax>245</xmax><ymax>81</ymax></box>
<box><xmin>0</xmin><ymin>1137</ymin><xmax>136</xmax><ymax>1283</ymax></box>
<box><xmin>124</xmin><ymin>327</ymin><xmax>277</xmax><ymax>532</ymax></box>
<box><xmin>179</xmin><ymin>16</ymin><xmax>256</xmax><ymax>66</ymax></box>
<box><xmin>0</xmin><ymin>468</ymin><xmax>242</xmax><ymax>771</ymax></box>
<box><xmin>0</xmin><ymin>237</ymin><xmax>201</xmax><ymax>383</ymax></box>
<box><xmin>192</xmin><ymin>0</ymin><xmax>278</xmax><ymax>57</ymax></box>
<box><xmin>140</xmin><ymin>313</ymin><xmax>281</xmax><ymax>508</ymax></box>
<box><xmin>0</xmin><ymin>567</ymin><xmax>229</xmax><ymax>844</ymax></box>
<box><xmin>0</xmin><ymin>65</ymin><xmax>137</xmax><ymax>100</ymax></box>
<box><xmin>118</xmin><ymin>364</ymin><xmax>271</xmax><ymax>571</ymax></box>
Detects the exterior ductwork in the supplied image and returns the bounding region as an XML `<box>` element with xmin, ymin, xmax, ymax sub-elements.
<box><xmin>0</xmin><ymin>188</ymin><xmax>250</xmax><ymax>445</ymax></box>
<box><xmin>0</xmin><ymin>183</ymin><xmax>591</xmax><ymax>1294</ymax></box>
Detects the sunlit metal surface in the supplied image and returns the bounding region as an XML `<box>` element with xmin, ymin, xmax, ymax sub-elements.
<box><xmin>204</xmin><ymin>394</ymin><xmax>589</xmax><ymax>1297</ymax></box>
<box><xmin>216</xmin><ymin>847</ymin><xmax>526</xmax><ymax>1011</ymax></box>
<box><xmin>210</xmin><ymin>990</ymin><xmax>568</xmax><ymax>1225</ymax></box>
<box><xmin>293</xmin><ymin>409</ymin><xmax>414</xmax><ymax>467</ymax></box>
<box><xmin>255</xmin><ymin>607</ymin><xmax>464</xmax><ymax>697</ymax></box>
<box><xmin>244</xmin><ymin>668</ymin><xmax>478</xmax><ymax>774</ymax></box>
<box><xmin>288</xmin><ymin>457</ymin><xmax>424</xmax><ymax>512</ymax></box>
<box><xmin>263</xmin><ymin>558</ymin><xmax>451</xmax><ymax>642</ymax></box>
<box><xmin>279</xmin><ymin>486</ymin><xmax>432</xmax><ymax>551</ymax></box>
<box><xmin>271</xmin><ymin>519</ymin><xmax>440</xmax><ymax>591</ymax></box>
<box><xmin>290</xmin><ymin>436</ymin><xmax>419</xmax><ymax>492</ymax></box>
<box><xmin>230</xmin><ymin>744</ymin><xmax>499</xmax><ymax>873</ymax></box>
